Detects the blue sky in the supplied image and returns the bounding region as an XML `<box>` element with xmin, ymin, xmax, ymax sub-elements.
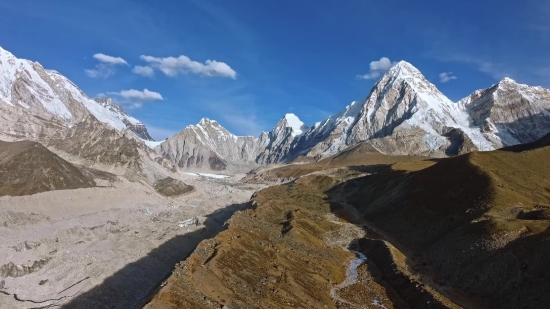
<box><xmin>1</xmin><ymin>0</ymin><xmax>549</xmax><ymax>140</ymax></box>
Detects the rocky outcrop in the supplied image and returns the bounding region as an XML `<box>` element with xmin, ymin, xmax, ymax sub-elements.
<box><xmin>153</xmin><ymin>177</ymin><xmax>194</xmax><ymax>196</ymax></box>
<box><xmin>442</xmin><ymin>127</ymin><xmax>478</xmax><ymax>156</ymax></box>
<box><xmin>0</xmin><ymin>258</ymin><xmax>52</xmax><ymax>278</ymax></box>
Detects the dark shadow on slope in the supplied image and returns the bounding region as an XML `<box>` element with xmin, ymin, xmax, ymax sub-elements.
<box><xmin>500</xmin><ymin>130</ymin><xmax>550</xmax><ymax>153</ymax></box>
<box><xmin>495</xmin><ymin>111</ymin><xmax>550</xmax><ymax>147</ymax></box>
<box><xmin>325</xmin><ymin>150</ymin><xmax>550</xmax><ymax>309</ymax></box>
<box><xmin>346</xmin><ymin>164</ymin><xmax>393</xmax><ymax>174</ymax></box>
<box><xmin>350</xmin><ymin>238</ymin><xmax>449</xmax><ymax>309</ymax></box>
<box><xmin>325</xmin><ymin>155</ymin><xmax>495</xmax><ymax>308</ymax></box>
<box><xmin>60</xmin><ymin>201</ymin><xmax>254</xmax><ymax>309</ymax></box>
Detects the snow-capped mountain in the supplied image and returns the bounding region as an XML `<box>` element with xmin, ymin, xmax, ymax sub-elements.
<box><xmin>458</xmin><ymin>77</ymin><xmax>550</xmax><ymax>147</ymax></box>
<box><xmin>156</xmin><ymin>118</ymin><xmax>262</xmax><ymax>171</ymax></box>
<box><xmin>2</xmin><ymin>43</ymin><xmax>549</xmax><ymax>172</ymax></box>
<box><xmin>155</xmin><ymin>62</ymin><xmax>550</xmax><ymax>170</ymax></box>
<box><xmin>255</xmin><ymin>113</ymin><xmax>309</xmax><ymax>164</ymax></box>
<box><xmin>291</xmin><ymin>61</ymin><xmax>493</xmax><ymax>158</ymax></box>
<box><xmin>276</xmin><ymin>61</ymin><xmax>550</xmax><ymax>159</ymax></box>
<box><xmin>93</xmin><ymin>97</ymin><xmax>154</xmax><ymax>141</ymax></box>
<box><xmin>0</xmin><ymin>46</ymin><xmax>173</xmax><ymax>183</ymax></box>
<box><xmin>0</xmin><ymin>46</ymin><xmax>153</xmax><ymax>142</ymax></box>
<box><xmin>156</xmin><ymin>114</ymin><xmax>312</xmax><ymax>170</ymax></box>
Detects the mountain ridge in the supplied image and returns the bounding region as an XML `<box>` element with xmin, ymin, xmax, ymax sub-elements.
<box><xmin>156</xmin><ymin>60</ymin><xmax>550</xmax><ymax>170</ymax></box>
<box><xmin>2</xmin><ymin>45</ymin><xmax>550</xmax><ymax>173</ymax></box>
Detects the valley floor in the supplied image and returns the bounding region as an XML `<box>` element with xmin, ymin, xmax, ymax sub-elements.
<box><xmin>0</xmin><ymin>174</ymin><xmax>263</xmax><ymax>309</ymax></box>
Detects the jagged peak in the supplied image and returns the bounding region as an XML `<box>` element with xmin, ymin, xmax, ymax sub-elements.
<box><xmin>276</xmin><ymin>113</ymin><xmax>308</xmax><ymax>137</ymax></box>
<box><xmin>198</xmin><ymin>117</ymin><xmax>218</xmax><ymax>125</ymax></box>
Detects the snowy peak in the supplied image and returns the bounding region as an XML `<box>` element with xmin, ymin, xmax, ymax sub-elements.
<box><xmin>188</xmin><ymin>117</ymin><xmax>238</xmax><ymax>143</ymax></box>
<box><xmin>93</xmin><ymin>97</ymin><xmax>154</xmax><ymax>141</ymax></box>
<box><xmin>198</xmin><ymin>117</ymin><xmax>217</xmax><ymax>126</ymax></box>
<box><xmin>457</xmin><ymin>76</ymin><xmax>550</xmax><ymax>146</ymax></box>
<box><xmin>0</xmin><ymin>45</ymin><xmax>155</xmax><ymax>143</ymax></box>
<box><xmin>499</xmin><ymin>77</ymin><xmax>516</xmax><ymax>85</ymax></box>
<box><xmin>276</xmin><ymin>113</ymin><xmax>309</xmax><ymax>137</ymax></box>
<box><xmin>386</xmin><ymin>60</ymin><xmax>421</xmax><ymax>78</ymax></box>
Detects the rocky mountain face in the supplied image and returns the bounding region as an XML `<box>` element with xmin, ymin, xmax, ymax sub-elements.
<box><xmin>458</xmin><ymin>77</ymin><xmax>550</xmax><ymax>147</ymax></box>
<box><xmin>295</xmin><ymin>63</ymin><xmax>550</xmax><ymax>159</ymax></box>
<box><xmin>156</xmin><ymin>118</ymin><xmax>262</xmax><ymax>171</ymax></box>
<box><xmin>0</xmin><ymin>47</ymin><xmax>154</xmax><ymax>143</ymax></box>
<box><xmin>255</xmin><ymin>113</ymin><xmax>309</xmax><ymax>164</ymax></box>
<box><xmin>93</xmin><ymin>97</ymin><xmax>154</xmax><ymax>141</ymax></box>
<box><xmin>0</xmin><ymin>140</ymin><xmax>95</xmax><ymax>196</ymax></box>
<box><xmin>155</xmin><ymin>113</ymin><xmax>312</xmax><ymax>171</ymax></box>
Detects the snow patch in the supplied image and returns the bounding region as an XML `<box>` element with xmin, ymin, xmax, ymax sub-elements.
<box><xmin>283</xmin><ymin>113</ymin><xmax>306</xmax><ymax>136</ymax></box>
<box><xmin>183</xmin><ymin>172</ymin><xmax>229</xmax><ymax>179</ymax></box>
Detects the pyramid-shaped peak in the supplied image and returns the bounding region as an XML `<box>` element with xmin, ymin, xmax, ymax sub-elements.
<box><xmin>394</xmin><ymin>60</ymin><xmax>417</xmax><ymax>69</ymax></box>
<box><xmin>386</xmin><ymin>60</ymin><xmax>422</xmax><ymax>76</ymax></box>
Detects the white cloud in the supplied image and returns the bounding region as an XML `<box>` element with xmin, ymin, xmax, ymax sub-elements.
<box><xmin>139</xmin><ymin>55</ymin><xmax>237</xmax><ymax>79</ymax></box>
<box><xmin>357</xmin><ymin>57</ymin><xmax>398</xmax><ymax>80</ymax></box>
<box><xmin>85</xmin><ymin>53</ymin><xmax>128</xmax><ymax>78</ymax></box>
<box><xmin>132</xmin><ymin>65</ymin><xmax>155</xmax><ymax>77</ymax></box>
<box><xmin>107</xmin><ymin>89</ymin><xmax>163</xmax><ymax>108</ymax></box>
<box><xmin>93</xmin><ymin>53</ymin><xmax>128</xmax><ymax>65</ymax></box>
<box><xmin>439</xmin><ymin>72</ymin><xmax>457</xmax><ymax>83</ymax></box>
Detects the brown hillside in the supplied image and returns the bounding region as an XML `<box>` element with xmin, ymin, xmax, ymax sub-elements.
<box><xmin>154</xmin><ymin>177</ymin><xmax>194</xmax><ymax>196</ymax></box>
<box><xmin>146</xmin><ymin>140</ymin><xmax>550</xmax><ymax>309</ymax></box>
<box><xmin>0</xmin><ymin>141</ymin><xmax>95</xmax><ymax>196</ymax></box>
<box><xmin>337</xmin><ymin>145</ymin><xmax>550</xmax><ymax>308</ymax></box>
<box><xmin>244</xmin><ymin>141</ymin><xmax>428</xmax><ymax>182</ymax></box>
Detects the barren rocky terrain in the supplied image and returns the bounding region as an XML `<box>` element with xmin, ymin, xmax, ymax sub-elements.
<box><xmin>0</xmin><ymin>173</ymin><xmax>263</xmax><ymax>309</ymax></box>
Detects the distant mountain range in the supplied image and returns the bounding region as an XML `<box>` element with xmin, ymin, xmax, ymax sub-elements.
<box><xmin>1</xmin><ymin>46</ymin><xmax>549</xmax><ymax>174</ymax></box>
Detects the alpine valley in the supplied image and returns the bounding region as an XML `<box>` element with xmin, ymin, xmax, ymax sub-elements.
<box><xmin>1</xmin><ymin>44</ymin><xmax>550</xmax><ymax>309</ymax></box>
